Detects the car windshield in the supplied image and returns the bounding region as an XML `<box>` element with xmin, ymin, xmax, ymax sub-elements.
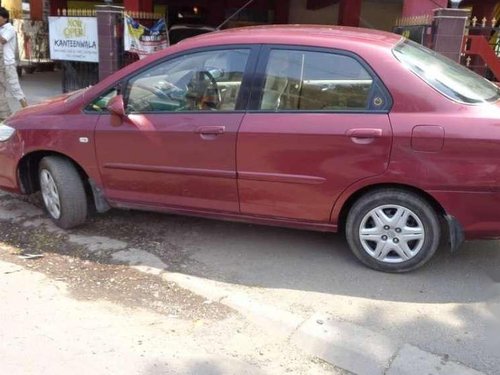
<box><xmin>393</xmin><ymin>39</ymin><xmax>500</xmax><ymax>104</ymax></box>
<box><xmin>65</xmin><ymin>87</ymin><xmax>89</xmax><ymax>103</ymax></box>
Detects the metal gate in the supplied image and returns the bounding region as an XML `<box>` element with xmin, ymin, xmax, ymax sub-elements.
<box><xmin>462</xmin><ymin>16</ymin><xmax>500</xmax><ymax>81</ymax></box>
<box><xmin>61</xmin><ymin>61</ymin><xmax>99</xmax><ymax>93</ymax></box>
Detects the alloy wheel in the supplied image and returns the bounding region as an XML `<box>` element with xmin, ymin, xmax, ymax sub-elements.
<box><xmin>40</xmin><ymin>169</ymin><xmax>61</xmax><ymax>219</ymax></box>
<box><xmin>359</xmin><ymin>204</ymin><xmax>425</xmax><ymax>264</ymax></box>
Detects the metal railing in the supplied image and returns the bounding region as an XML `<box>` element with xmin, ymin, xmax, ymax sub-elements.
<box><xmin>393</xmin><ymin>15</ymin><xmax>433</xmax><ymax>48</ymax></box>
<box><xmin>462</xmin><ymin>16</ymin><xmax>500</xmax><ymax>81</ymax></box>
<box><xmin>61</xmin><ymin>61</ymin><xmax>99</xmax><ymax>93</ymax></box>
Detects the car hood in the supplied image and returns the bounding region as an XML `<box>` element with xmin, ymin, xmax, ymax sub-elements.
<box><xmin>6</xmin><ymin>91</ymin><xmax>77</xmax><ymax>122</ymax></box>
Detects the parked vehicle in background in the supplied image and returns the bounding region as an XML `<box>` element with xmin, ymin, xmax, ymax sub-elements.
<box><xmin>168</xmin><ymin>24</ymin><xmax>215</xmax><ymax>45</ymax></box>
<box><xmin>0</xmin><ymin>25</ymin><xmax>499</xmax><ymax>273</ymax></box>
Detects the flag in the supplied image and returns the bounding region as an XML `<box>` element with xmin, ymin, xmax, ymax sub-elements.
<box><xmin>124</xmin><ymin>15</ymin><xmax>169</xmax><ymax>59</ymax></box>
<box><xmin>124</xmin><ymin>15</ymin><xmax>147</xmax><ymax>52</ymax></box>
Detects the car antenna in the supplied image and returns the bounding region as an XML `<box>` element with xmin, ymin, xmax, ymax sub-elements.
<box><xmin>216</xmin><ymin>0</ymin><xmax>255</xmax><ymax>30</ymax></box>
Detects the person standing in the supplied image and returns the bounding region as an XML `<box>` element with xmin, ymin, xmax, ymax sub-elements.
<box><xmin>0</xmin><ymin>36</ymin><xmax>11</xmax><ymax>120</ymax></box>
<box><xmin>0</xmin><ymin>7</ymin><xmax>27</xmax><ymax>108</ymax></box>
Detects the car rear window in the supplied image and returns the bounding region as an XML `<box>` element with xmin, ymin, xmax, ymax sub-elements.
<box><xmin>259</xmin><ymin>49</ymin><xmax>380</xmax><ymax>111</ymax></box>
<box><xmin>393</xmin><ymin>39</ymin><xmax>500</xmax><ymax>104</ymax></box>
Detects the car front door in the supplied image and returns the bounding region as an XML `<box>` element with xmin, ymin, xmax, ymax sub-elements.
<box><xmin>237</xmin><ymin>46</ymin><xmax>393</xmax><ymax>222</ymax></box>
<box><xmin>94</xmin><ymin>47</ymin><xmax>255</xmax><ymax>212</ymax></box>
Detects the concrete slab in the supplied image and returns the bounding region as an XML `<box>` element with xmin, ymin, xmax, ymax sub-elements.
<box><xmin>164</xmin><ymin>272</ymin><xmax>303</xmax><ymax>339</ymax></box>
<box><xmin>387</xmin><ymin>344</ymin><xmax>485</xmax><ymax>375</ymax></box>
<box><xmin>291</xmin><ymin>312</ymin><xmax>400</xmax><ymax>375</ymax></box>
<box><xmin>67</xmin><ymin>234</ymin><xmax>128</xmax><ymax>253</ymax></box>
<box><xmin>112</xmin><ymin>248</ymin><xmax>168</xmax><ymax>275</ymax></box>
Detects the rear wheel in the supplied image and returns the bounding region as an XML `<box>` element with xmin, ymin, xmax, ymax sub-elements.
<box><xmin>39</xmin><ymin>156</ymin><xmax>87</xmax><ymax>229</ymax></box>
<box><xmin>346</xmin><ymin>189</ymin><xmax>440</xmax><ymax>273</ymax></box>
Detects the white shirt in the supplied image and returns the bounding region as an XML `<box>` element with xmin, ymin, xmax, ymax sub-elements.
<box><xmin>0</xmin><ymin>22</ymin><xmax>16</xmax><ymax>66</ymax></box>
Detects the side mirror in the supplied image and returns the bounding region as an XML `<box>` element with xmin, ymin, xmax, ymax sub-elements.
<box><xmin>106</xmin><ymin>94</ymin><xmax>126</xmax><ymax>117</ymax></box>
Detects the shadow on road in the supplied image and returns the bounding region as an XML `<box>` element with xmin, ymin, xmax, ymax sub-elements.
<box><xmin>70</xmin><ymin>208</ymin><xmax>500</xmax><ymax>305</ymax></box>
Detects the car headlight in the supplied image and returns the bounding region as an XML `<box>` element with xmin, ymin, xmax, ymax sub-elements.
<box><xmin>0</xmin><ymin>123</ymin><xmax>15</xmax><ymax>142</ymax></box>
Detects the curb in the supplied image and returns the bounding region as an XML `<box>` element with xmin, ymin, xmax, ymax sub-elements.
<box><xmin>387</xmin><ymin>344</ymin><xmax>485</xmax><ymax>375</ymax></box>
<box><xmin>161</xmin><ymin>271</ymin><xmax>303</xmax><ymax>339</ymax></box>
<box><xmin>291</xmin><ymin>312</ymin><xmax>400</xmax><ymax>375</ymax></box>
<box><xmin>160</xmin><ymin>271</ymin><xmax>487</xmax><ymax>375</ymax></box>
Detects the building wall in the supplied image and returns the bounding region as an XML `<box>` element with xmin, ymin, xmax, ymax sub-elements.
<box><xmin>461</xmin><ymin>0</ymin><xmax>497</xmax><ymax>18</ymax></box>
<box><xmin>3</xmin><ymin>0</ymin><xmax>22</xmax><ymax>17</ymax></box>
<box><xmin>402</xmin><ymin>0</ymin><xmax>447</xmax><ymax>17</ymax></box>
<box><xmin>67</xmin><ymin>1</ymin><xmax>119</xmax><ymax>10</ymax></box>
<box><xmin>360</xmin><ymin>0</ymin><xmax>403</xmax><ymax>31</ymax></box>
<box><xmin>288</xmin><ymin>0</ymin><xmax>402</xmax><ymax>30</ymax></box>
<box><xmin>288</xmin><ymin>0</ymin><xmax>339</xmax><ymax>25</ymax></box>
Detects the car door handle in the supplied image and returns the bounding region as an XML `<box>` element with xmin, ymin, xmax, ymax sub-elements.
<box><xmin>346</xmin><ymin>128</ymin><xmax>383</xmax><ymax>138</ymax></box>
<box><xmin>196</xmin><ymin>126</ymin><xmax>225</xmax><ymax>135</ymax></box>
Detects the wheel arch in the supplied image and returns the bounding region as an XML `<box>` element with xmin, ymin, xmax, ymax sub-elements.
<box><xmin>17</xmin><ymin>151</ymin><xmax>94</xmax><ymax>206</ymax></box>
<box><xmin>336</xmin><ymin>183</ymin><xmax>447</xmax><ymax>233</ymax></box>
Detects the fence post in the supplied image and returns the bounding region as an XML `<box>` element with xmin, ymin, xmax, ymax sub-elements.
<box><xmin>95</xmin><ymin>5</ymin><xmax>124</xmax><ymax>81</ymax></box>
<box><xmin>431</xmin><ymin>8</ymin><xmax>471</xmax><ymax>62</ymax></box>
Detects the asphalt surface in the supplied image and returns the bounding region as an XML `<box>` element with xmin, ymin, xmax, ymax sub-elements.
<box><xmin>0</xmin><ymin>188</ymin><xmax>497</xmax><ymax>374</ymax></box>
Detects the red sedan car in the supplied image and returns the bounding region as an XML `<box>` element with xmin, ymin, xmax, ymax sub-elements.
<box><xmin>0</xmin><ymin>25</ymin><xmax>499</xmax><ymax>272</ymax></box>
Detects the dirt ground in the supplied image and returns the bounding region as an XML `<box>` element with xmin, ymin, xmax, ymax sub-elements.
<box><xmin>0</xmin><ymin>218</ymin><xmax>231</xmax><ymax>321</ymax></box>
<box><xmin>0</xmin><ymin>191</ymin><xmax>344</xmax><ymax>375</ymax></box>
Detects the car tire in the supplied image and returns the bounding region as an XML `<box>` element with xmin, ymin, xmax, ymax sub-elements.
<box><xmin>346</xmin><ymin>189</ymin><xmax>440</xmax><ymax>273</ymax></box>
<box><xmin>39</xmin><ymin>156</ymin><xmax>87</xmax><ymax>229</ymax></box>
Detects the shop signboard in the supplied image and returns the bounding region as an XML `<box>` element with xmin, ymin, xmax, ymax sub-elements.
<box><xmin>48</xmin><ymin>16</ymin><xmax>98</xmax><ymax>62</ymax></box>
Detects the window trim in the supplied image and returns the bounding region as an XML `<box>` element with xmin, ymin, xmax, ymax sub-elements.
<box><xmin>248</xmin><ymin>44</ymin><xmax>393</xmax><ymax>114</ymax></box>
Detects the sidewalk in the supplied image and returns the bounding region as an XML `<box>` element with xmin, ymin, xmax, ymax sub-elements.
<box><xmin>7</xmin><ymin>70</ymin><xmax>64</xmax><ymax>112</ymax></box>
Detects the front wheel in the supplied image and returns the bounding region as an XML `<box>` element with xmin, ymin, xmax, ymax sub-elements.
<box><xmin>346</xmin><ymin>189</ymin><xmax>441</xmax><ymax>273</ymax></box>
<box><xmin>39</xmin><ymin>156</ymin><xmax>87</xmax><ymax>229</ymax></box>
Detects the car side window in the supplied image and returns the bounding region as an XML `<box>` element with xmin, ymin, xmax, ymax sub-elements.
<box><xmin>85</xmin><ymin>88</ymin><xmax>118</xmax><ymax>112</ymax></box>
<box><xmin>125</xmin><ymin>49</ymin><xmax>250</xmax><ymax>113</ymax></box>
<box><xmin>259</xmin><ymin>49</ymin><xmax>377</xmax><ymax>112</ymax></box>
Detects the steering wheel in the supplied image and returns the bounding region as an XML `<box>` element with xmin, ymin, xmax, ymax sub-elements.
<box><xmin>186</xmin><ymin>70</ymin><xmax>221</xmax><ymax>110</ymax></box>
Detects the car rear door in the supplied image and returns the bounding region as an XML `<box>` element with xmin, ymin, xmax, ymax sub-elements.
<box><xmin>236</xmin><ymin>46</ymin><xmax>393</xmax><ymax>222</ymax></box>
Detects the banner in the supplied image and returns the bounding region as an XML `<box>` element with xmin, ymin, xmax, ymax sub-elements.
<box><xmin>48</xmin><ymin>16</ymin><xmax>98</xmax><ymax>62</ymax></box>
<box><xmin>124</xmin><ymin>16</ymin><xmax>168</xmax><ymax>59</ymax></box>
<box><xmin>14</xmin><ymin>20</ymin><xmax>50</xmax><ymax>64</ymax></box>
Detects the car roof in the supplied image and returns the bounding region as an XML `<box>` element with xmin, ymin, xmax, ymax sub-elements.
<box><xmin>179</xmin><ymin>24</ymin><xmax>402</xmax><ymax>49</ymax></box>
<box><xmin>169</xmin><ymin>24</ymin><xmax>216</xmax><ymax>31</ymax></box>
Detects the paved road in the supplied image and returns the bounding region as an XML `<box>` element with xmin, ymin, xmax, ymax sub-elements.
<box><xmin>169</xmin><ymin>215</ymin><xmax>500</xmax><ymax>374</ymax></box>
<box><xmin>7</xmin><ymin>69</ymin><xmax>63</xmax><ymax>111</ymax></box>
